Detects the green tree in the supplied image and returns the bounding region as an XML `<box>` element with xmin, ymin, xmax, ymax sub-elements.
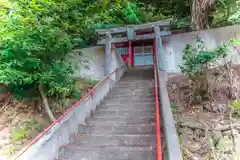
<box><xmin>0</xmin><ymin>0</ymin><xmax>146</xmax><ymax>121</ymax></box>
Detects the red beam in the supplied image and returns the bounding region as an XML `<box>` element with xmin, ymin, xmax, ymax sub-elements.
<box><xmin>135</xmin><ymin>31</ymin><xmax>154</xmax><ymax>35</ymax></box>
<box><xmin>128</xmin><ymin>41</ymin><xmax>132</xmax><ymax>67</ymax></box>
<box><xmin>113</xmin><ymin>42</ymin><xmax>128</xmax><ymax>47</ymax></box>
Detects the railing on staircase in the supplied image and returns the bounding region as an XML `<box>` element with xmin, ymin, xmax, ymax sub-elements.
<box><xmin>14</xmin><ymin>59</ymin><xmax>129</xmax><ymax>160</ymax></box>
<box><xmin>154</xmin><ymin>60</ymin><xmax>162</xmax><ymax>160</ymax></box>
<box><xmin>154</xmin><ymin>39</ymin><xmax>183</xmax><ymax>160</ymax></box>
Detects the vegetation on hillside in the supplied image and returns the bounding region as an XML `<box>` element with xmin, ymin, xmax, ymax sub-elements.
<box><xmin>0</xmin><ymin>0</ymin><xmax>146</xmax><ymax>121</ymax></box>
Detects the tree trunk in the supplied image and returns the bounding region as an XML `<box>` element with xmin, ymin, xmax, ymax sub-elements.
<box><xmin>191</xmin><ymin>0</ymin><xmax>215</xmax><ymax>30</ymax></box>
<box><xmin>39</xmin><ymin>84</ymin><xmax>56</xmax><ymax>122</ymax></box>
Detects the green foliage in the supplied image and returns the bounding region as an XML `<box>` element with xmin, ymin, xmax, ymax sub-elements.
<box><xmin>123</xmin><ymin>2</ymin><xmax>145</xmax><ymax>24</ymax></box>
<box><xmin>231</xmin><ymin>99</ymin><xmax>240</xmax><ymax>116</ymax></box>
<box><xmin>180</xmin><ymin>38</ymin><xmax>229</xmax><ymax>104</ymax></box>
<box><xmin>171</xmin><ymin>16</ymin><xmax>190</xmax><ymax>29</ymax></box>
<box><xmin>135</xmin><ymin>0</ymin><xmax>240</xmax><ymax>28</ymax></box>
<box><xmin>180</xmin><ymin>37</ymin><xmax>228</xmax><ymax>78</ymax></box>
<box><xmin>170</xmin><ymin>102</ymin><xmax>178</xmax><ymax>111</ymax></box>
<box><xmin>210</xmin><ymin>0</ymin><xmax>240</xmax><ymax>27</ymax></box>
<box><xmin>0</xmin><ymin>0</ymin><xmax>146</xmax><ymax>101</ymax></box>
<box><xmin>136</xmin><ymin>0</ymin><xmax>190</xmax><ymax>19</ymax></box>
<box><xmin>3</xmin><ymin>145</ymin><xmax>18</xmax><ymax>155</ymax></box>
<box><xmin>11</xmin><ymin>127</ymin><xmax>28</xmax><ymax>143</ymax></box>
<box><xmin>11</xmin><ymin>119</ymin><xmax>43</xmax><ymax>143</ymax></box>
<box><xmin>0</xmin><ymin>23</ymin><xmax>75</xmax><ymax>99</ymax></box>
<box><xmin>35</xmin><ymin>123</ymin><xmax>43</xmax><ymax>132</ymax></box>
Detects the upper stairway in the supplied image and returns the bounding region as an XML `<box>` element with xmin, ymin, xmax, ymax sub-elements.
<box><xmin>57</xmin><ymin>68</ymin><xmax>157</xmax><ymax>160</ymax></box>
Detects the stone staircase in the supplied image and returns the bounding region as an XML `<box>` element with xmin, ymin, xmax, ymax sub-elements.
<box><xmin>57</xmin><ymin>68</ymin><xmax>157</xmax><ymax>160</ymax></box>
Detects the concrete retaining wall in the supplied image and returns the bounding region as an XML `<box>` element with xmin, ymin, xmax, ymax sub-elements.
<box><xmin>162</xmin><ymin>25</ymin><xmax>240</xmax><ymax>73</ymax></box>
<box><xmin>70</xmin><ymin>46</ymin><xmax>105</xmax><ymax>81</ymax></box>
<box><xmin>70</xmin><ymin>45</ymin><xmax>123</xmax><ymax>81</ymax></box>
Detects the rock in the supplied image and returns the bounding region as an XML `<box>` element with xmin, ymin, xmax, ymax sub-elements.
<box><xmin>0</xmin><ymin>114</ymin><xmax>9</xmax><ymax>125</ymax></box>
<box><xmin>178</xmin><ymin>127</ymin><xmax>194</xmax><ymax>135</ymax></box>
<box><xmin>217</xmin><ymin>104</ymin><xmax>228</xmax><ymax>113</ymax></box>
<box><xmin>218</xmin><ymin>153</ymin><xmax>233</xmax><ymax>160</ymax></box>
<box><xmin>210</xmin><ymin>103</ymin><xmax>229</xmax><ymax>113</ymax></box>
<box><xmin>180</xmin><ymin>134</ymin><xmax>194</xmax><ymax>143</ymax></box>
<box><xmin>215</xmin><ymin>123</ymin><xmax>231</xmax><ymax>132</ymax></box>
<box><xmin>235</xmin><ymin>126</ymin><xmax>240</xmax><ymax>132</ymax></box>
<box><xmin>194</xmin><ymin>129</ymin><xmax>205</xmax><ymax>137</ymax></box>
<box><xmin>203</xmin><ymin>103</ymin><xmax>212</xmax><ymax>112</ymax></box>
<box><xmin>222</xmin><ymin>130</ymin><xmax>232</xmax><ymax>137</ymax></box>
<box><xmin>180</xmin><ymin>83</ymin><xmax>189</xmax><ymax>89</ymax></box>
<box><xmin>211</xmin><ymin>103</ymin><xmax>219</xmax><ymax>113</ymax></box>
<box><xmin>179</xmin><ymin>121</ymin><xmax>204</xmax><ymax>131</ymax></box>
<box><xmin>197</xmin><ymin>143</ymin><xmax>210</xmax><ymax>155</ymax></box>
<box><xmin>213</xmin><ymin>131</ymin><xmax>222</xmax><ymax>141</ymax></box>
<box><xmin>220</xmin><ymin>120</ymin><xmax>226</xmax><ymax>125</ymax></box>
<box><xmin>182</xmin><ymin>140</ymin><xmax>202</xmax><ymax>153</ymax></box>
<box><xmin>172</xmin><ymin>84</ymin><xmax>177</xmax><ymax>90</ymax></box>
<box><xmin>193</xmin><ymin>136</ymin><xmax>201</xmax><ymax>142</ymax></box>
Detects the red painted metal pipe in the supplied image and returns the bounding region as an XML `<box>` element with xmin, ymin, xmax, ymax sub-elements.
<box><xmin>14</xmin><ymin>58</ymin><xmax>129</xmax><ymax>160</ymax></box>
<box><xmin>153</xmin><ymin>39</ymin><xmax>162</xmax><ymax>160</ymax></box>
<box><xmin>128</xmin><ymin>41</ymin><xmax>132</xmax><ymax>67</ymax></box>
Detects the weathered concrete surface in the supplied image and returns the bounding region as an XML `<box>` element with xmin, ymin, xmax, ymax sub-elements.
<box><xmin>162</xmin><ymin>25</ymin><xmax>240</xmax><ymax>73</ymax></box>
<box><xmin>93</xmin><ymin>109</ymin><xmax>155</xmax><ymax>117</ymax></box>
<box><xmin>158</xmin><ymin>70</ymin><xmax>183</xmax><ymax>160</ymax></box>
<box><xmin>70</xmin><ymin>134</ymin><xmax>156</xmax><ymax>146</ymax></box>
<box><xmin>58</xmin><ymin>146</ymin><xmax>156</xmax><ymax>160</ymax></box>
<box><xmin>58</xmin><ymin>69</ymin><xmax>157</xmax><ymax>160</ymax></box>
<box><xmin>70</xmin><ymin>46</ymin><xmax>105</xmax><ymax>80</ymax></box>
<box><xmin>78</xmin><ymin>124</ymin><xmax>156</xmax><ymax>135</ymax></box>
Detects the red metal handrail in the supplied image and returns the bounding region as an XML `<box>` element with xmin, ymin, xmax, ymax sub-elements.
<box><xmin>14</xmin><ymin>58</ymin><xmax>129</xmax><ymax>160</ymax></box>
<box><xmin>153</xmin><ymin>39</ymin><xmax>162</xmax><ymax>160</ymax></box>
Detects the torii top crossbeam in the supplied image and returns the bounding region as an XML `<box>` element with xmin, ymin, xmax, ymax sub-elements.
<box><xmin>96</xmin><ymin>19</ymin><xmax>171</xmax><ymax>45</ymax></box>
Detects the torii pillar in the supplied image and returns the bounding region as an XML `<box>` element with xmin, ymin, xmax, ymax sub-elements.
<box><xmin>154</xmin><ymin>25</ymin><xmax>165</xmax><ymax>70</ymax></box>
<box><xmin>104</xmin><ymin>32</ymin><xmax>112</xmax><ymax>76</ymax></box>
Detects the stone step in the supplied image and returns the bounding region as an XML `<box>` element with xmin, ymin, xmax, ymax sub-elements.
<box><xmin>93</xmin><ymin>114</ymin><xmax>155</xmax><ymax>119</ymax></box>
<box><xmin>78</xmin><ymin>124</ymin><xmax>156</xmax><ymax>135</ymax></box>
<box><xmin>114</xmin><ymin>82</ymin><xmax>153</xmax><ymax>86</ymax></box>
<box><xmin>95</xmin><ymin>102</ymin><xmax>155</xmax><ymax>112</ymax></box>
<box><xmin>107</xmin><ymin>91</ymin><xmax>154</xmax><ymax>97</ymax></box>
<box><xmin>86</xmin><ymin>116</ymin><xmax>156</xmax><ymax>125</ymax></box>
<box><xmin>93</xmin><ymin>110</ymin><xmax>155</xmax><ymax>117</ymax></box>
<box><xmin>109</xmin><ymin>89</ymin><xmax>153</xmax><ymax>95</ymax></box>
<box><xmin>120</xmin><ymin>78</ymin><xmax>153</xmax><ymax>81</ymax></box>
<box><xmin>70</xmin><ymin>134</ymin><xmax>156</xmax><ymax>146</ymax></box>
<box><xmin>110</xmin><ymin>87</ymin><xmax>153</xmax><ymax>93</ymax></box>
<box><xmin>101</xmin><ymin>98</ymin><xmax>155</xmax><ymax>104</ymax></box>
<box><xmin>112</xmin><ymin>85</ymin><xmax>153</xmax><ymax>89</ymax></box>
<box><xmin>105</xmin><ymin>94</ymin><xmax>154</xmax><ymax>100</ymax></box>
<box><xmin>101</xmin><ymin>99</ymin><xmax>156</xmax><ymax>105</ymax></box>
<box><xmin>117</xmin><ymin>80</ymin><xmax>153</xmax><ymax>83</ymax></box>
<box><xmin>97</xmin><ymin>102</ymin><xmax>156</xmax><ymax>109</ymax></box>
<box><xmin>58</xmin><ymin>146</ymin><xmax>156</xmax><ymax>160</ymax></box>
